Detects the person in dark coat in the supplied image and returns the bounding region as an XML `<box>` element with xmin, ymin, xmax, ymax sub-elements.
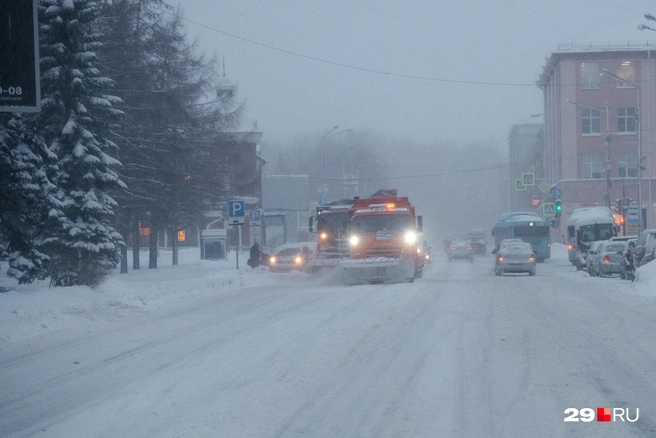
<box><xmin>248</xmin><ymin>242</ymin><xmax>262</xmax><ymax>268</ymax></box>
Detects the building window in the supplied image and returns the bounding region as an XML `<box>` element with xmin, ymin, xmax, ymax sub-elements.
<box><xmin>617</xmin><ymin>107</ymin><xmax>636</xmax><ymax>134</ymax></box>
<box><xmin>582</xmin><ymin>108</ymin><xmax>601</xmax><ymax>134</ymax></box>
<box><xmin>580</xmin><ymin>62</ymin><xmax>600</xmax><ymax>89</ymax></box>
<box><xmin>616</xmin><ymin>61</ymin><xmax>636</xmax><ymax>87</ymax></box>
<box><xmin>178</xmin><ymin>230</ymin><xmax>186</xmax><ymax>241</ymax></box>
<box><xmin>582</xmin><ymin>154</ymin><xmax>602</xmax><ymax>179</ymax></box>
<box><xmin>618</xmin><ymin>153</ymin><xmax>638</xmax><ymax>178</ymax></box>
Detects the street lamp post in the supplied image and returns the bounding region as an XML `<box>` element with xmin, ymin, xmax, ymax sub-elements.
<box><xmin>600</xmin><ymin>69</ymin><xmax>643</xmax><ymax>233</ymax></box>
<box><xmin>320</xmin><ymin>126</ymin><xmax>339</xmax><ymax>199</ymax></box>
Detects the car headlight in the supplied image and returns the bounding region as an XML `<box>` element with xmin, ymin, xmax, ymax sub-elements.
<box><xmin>270</xmin><ymin>256</ymin><xmax>277</xmax><ymax>264</ymax></box>
<box><xmin>295</xmin><ymin>256</ymin><xmax>303</xmax><ymax>265</ymax></box>
<box><xmin>404</xmin><ymin>231</ymin><xmax>417</xmax><ymax>244</ymax></box>
<box><xmin>320</xmin><ymin>232</ymin><xmax>328</xmax><ymax>240</ymax></box>
<box><xmin>349</xmin><ymin>235</ymin><xmax>359</xmax><ymax>246</ymax></box>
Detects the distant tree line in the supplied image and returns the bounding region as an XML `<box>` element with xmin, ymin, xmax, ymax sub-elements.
<box><xmin>0</xmin><ymin>0</ymin><xmax>241</xmax><ymax>286</ymax></box>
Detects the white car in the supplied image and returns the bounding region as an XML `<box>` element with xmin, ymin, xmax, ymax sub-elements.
<box><xmin>587</xmin><ymin>241</ymin><xmax>624</xmax><ymax>277</ymax></box>
<box><xmin>495</xmin><ymin>241</ymin><xmax>536</xmax><ymax>276</ymax></box>
<box><xmin>267</xmin><ymin>242</ymin><xmax>316</xmax><ymax>273</ymax></box>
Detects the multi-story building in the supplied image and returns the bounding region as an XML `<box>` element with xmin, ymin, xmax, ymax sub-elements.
<box><xmin>538</xmin><ymin>39</ymin><xmax>656</xmax><ymax>236</ymax></box>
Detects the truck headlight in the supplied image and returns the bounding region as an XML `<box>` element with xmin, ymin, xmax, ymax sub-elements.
<box><xmin>349</xmin><ymin>235</ymin><xmax>359</xmax><ymax>246</ymax></box>
<box><xmin>404</xmin><ymin>231</ymin><xmax>417</xmax><ymax>244</ymax></box>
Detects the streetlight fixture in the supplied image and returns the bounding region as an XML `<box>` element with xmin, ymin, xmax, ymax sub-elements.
<box><xmin>600</xmin><ymin>69</ymin><xmax>643</xmax><ymax>233</ymax></box>
<box><xmin>320</xmin><ymin>126</ymin><xmax>352</xmax><ymax>200</ymax></box>
<box><xmin>320</xmin><ymin>126</ymin><xmax>339</xmax><ymax>198</ymax></box>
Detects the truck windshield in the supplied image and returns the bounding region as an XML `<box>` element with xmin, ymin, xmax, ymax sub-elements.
<box><xmin>580</xmin><ymin>224</ymin><xmax>615</xmax><ymax>242</ymax></box>
<box><xmin>352</xmin><ymin>214</ymin><xmax>411</xmax><ymax>233</ymax></box>
<box><xmin>317</xmin><ymin>213</ymin><xmax>348</xmax><ymax>233</ymax></box>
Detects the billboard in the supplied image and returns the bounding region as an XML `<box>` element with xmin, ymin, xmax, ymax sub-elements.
<box><xmin>0</xmin><ymin>0</ymin><xmax>40</xmax><ymax>112</ymax></box>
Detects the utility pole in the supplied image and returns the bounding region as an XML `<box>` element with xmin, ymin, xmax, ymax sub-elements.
<box><xmin>605</xmin><ymin>134</ymin><xmax>612</xmax><ymax>209</ymax></box>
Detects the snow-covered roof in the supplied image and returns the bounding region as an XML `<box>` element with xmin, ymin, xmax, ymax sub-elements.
<box><xmin>497</xmin><ymin>212</ymin><xmax>541</xmax><ymax>222</ymax></box>
<box><xmin>555</xmin><ymin>20</ymin><xmax>656</xmax><ymax>54</ymax></box>
<box><xmin>567</xmin><ymin>207</ymin><xmax>614</xmax><ymax>226</ymax></box>
<box><xmin>507</xmin><ymin>215</ymin><xmax>547</xmax><ymax>223</ymax></box>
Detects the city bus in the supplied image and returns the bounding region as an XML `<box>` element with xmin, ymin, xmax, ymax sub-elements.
<box><xmin>492</xmin><ymin>212</ymin><xmax>551</xmax><ymax>261</ymax></box>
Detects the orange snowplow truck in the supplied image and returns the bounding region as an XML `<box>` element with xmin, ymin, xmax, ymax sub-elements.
<box><xmin>340</xmin><ymin>196</ymin><xmax>423</xmax><ymax>283</ymax></box>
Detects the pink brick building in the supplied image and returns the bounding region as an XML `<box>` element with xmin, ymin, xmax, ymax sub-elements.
<box><xmin>538</xmin><ymin>41</ymin><xmax>656</xmax><ymax>236</ymax></box>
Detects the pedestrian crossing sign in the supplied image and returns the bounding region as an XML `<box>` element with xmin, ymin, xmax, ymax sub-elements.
<box><xmin>515</xmin><ymin>179</ymin><xmax>526</xmax><ymax>191</ymax></box>
<box><xmin>522</xmin><ymin>172</ymin><xmax>535</xmax><ymax>186</ymax></box>
<box><xmin>543</xmin><ymin>203</ymin><xmax>555</xmax><ymax>217</ymax></box>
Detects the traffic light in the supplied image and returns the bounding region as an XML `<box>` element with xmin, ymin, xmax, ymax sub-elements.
<box><xmin>555</xmin><ymin>199</ymin><xmax>562</xmax><ymax>217</ymax></box>
<box><xmin>615</xmin><ymin>199</ymin><xmax>623</xmax><ymax>215</ymax></box>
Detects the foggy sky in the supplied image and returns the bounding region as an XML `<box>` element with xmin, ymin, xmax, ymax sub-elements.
<box><xmin>179</xmin><ymin>0</ymin><xmax>653</xmax><ymax>145</ymax></box>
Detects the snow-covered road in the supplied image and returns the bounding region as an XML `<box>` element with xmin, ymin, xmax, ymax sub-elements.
<box><xmin>1</xmin><ymin>249</ymin><xmax>656</xmax><ymax>437</ymax></box>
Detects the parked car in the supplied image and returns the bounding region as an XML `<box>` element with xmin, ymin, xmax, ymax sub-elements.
<box><xmin>639</xmin><ymin>239</ymin><xmax>656</xmax><ymax>267</ymax></box>
<box><xmin>584</xmin><ymin>241</ymin><xmax>606</xmax><ymax>274</ymax></box>
<box><xmin>587</xmin><ymin>241</ymin><xmax>624</xmax><ymax>277</ymax></box>
<box><xmin>620</xmin><ymin>239</ymin><xmax>637</xmax><ymax>280</ymax></box>
<box><xmin>494</xmin><ymin>241</ymin><xmax>536</xmax><ymax>276</ymax></box>
<box><xmin>610</xmin><ymin>235</ymin><xmax>638</xmax><ymax>242</ymax></box>
<box><xmin>633</xmin><ymin>229</ymin><xmax>656</xmax><ymax>266</ymax></box>
<box><xmin>268</xmin><ymin>242</ymin><xmax>316</xmax><ymax>273</ymax></box>
<box><xmin>448</xmin><ymin>240</ymin><xmax>474</xmax><ymax>262</ymax></box>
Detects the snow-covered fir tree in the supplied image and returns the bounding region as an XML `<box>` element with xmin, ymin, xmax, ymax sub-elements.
<box><xmin>38</xmin><ymin>0</ymin><xmax>126</xmax><ymax>286</ymax></box>
<box><xmin>0</xmin><ymin>115</ymin><xmax>62</xmax><ymax>284</ymax></box>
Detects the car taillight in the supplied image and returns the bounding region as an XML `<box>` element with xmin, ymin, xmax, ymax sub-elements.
<box><xmin>466</xmin><ymin>247</ymin><xmax>472</xmax><ymax>251</ymax></box>
<box><xmin>449</xmin><ymin>247</ymin><xmax>455</xmax><ymax>251</ymax></box>
<box><xmin>603</xmin><ymin>255</ymin><xmax>611</xmax><ymax>263</ymax></box>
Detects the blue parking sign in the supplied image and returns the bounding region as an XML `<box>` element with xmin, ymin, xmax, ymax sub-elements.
<box><xmin>249</xmin><ymin>209</ymin><xmax>261</xmax><ymax>223</ymax></box>
<box><xmin>228</xmin><ymin>200</ymin><xmax>245</xmax><ymax>225</ymax></box>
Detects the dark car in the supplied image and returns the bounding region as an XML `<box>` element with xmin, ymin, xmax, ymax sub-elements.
<box><xmin>466</xmin><ymin>228</ymin><xmax>487</xmax><ymax>255</ymax></box>
<box><xmin>466</xmin><ymin>237</ymin><xmax>487</xmax><ymax>255</ymax></box>
<box><xmin>633</xmin><ymin>229</ymin><xmax>656</xmax><ymax>266</ymax></box>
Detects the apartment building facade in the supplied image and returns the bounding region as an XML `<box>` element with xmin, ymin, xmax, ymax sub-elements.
<box><xmin>537</xmin><ymin>41</ymin><xmax>656</xmax><ymax>235</ymax></box>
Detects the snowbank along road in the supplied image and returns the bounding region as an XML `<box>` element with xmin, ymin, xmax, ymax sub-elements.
<box><xmin>1</xmin><ymin>248</ymin><xmax>655</xmax><ymax>437</ymax></box>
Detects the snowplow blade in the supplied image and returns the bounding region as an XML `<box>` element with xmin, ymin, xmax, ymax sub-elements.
<box><xmin>307</xmin><ymin>257</ymin><xmax>342</xmax><ymax>271</ymax></box>
<box><xmin>339</xmin><ymin>257</ymin><xmax>416</xmax><ymax>284</ymax></box>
